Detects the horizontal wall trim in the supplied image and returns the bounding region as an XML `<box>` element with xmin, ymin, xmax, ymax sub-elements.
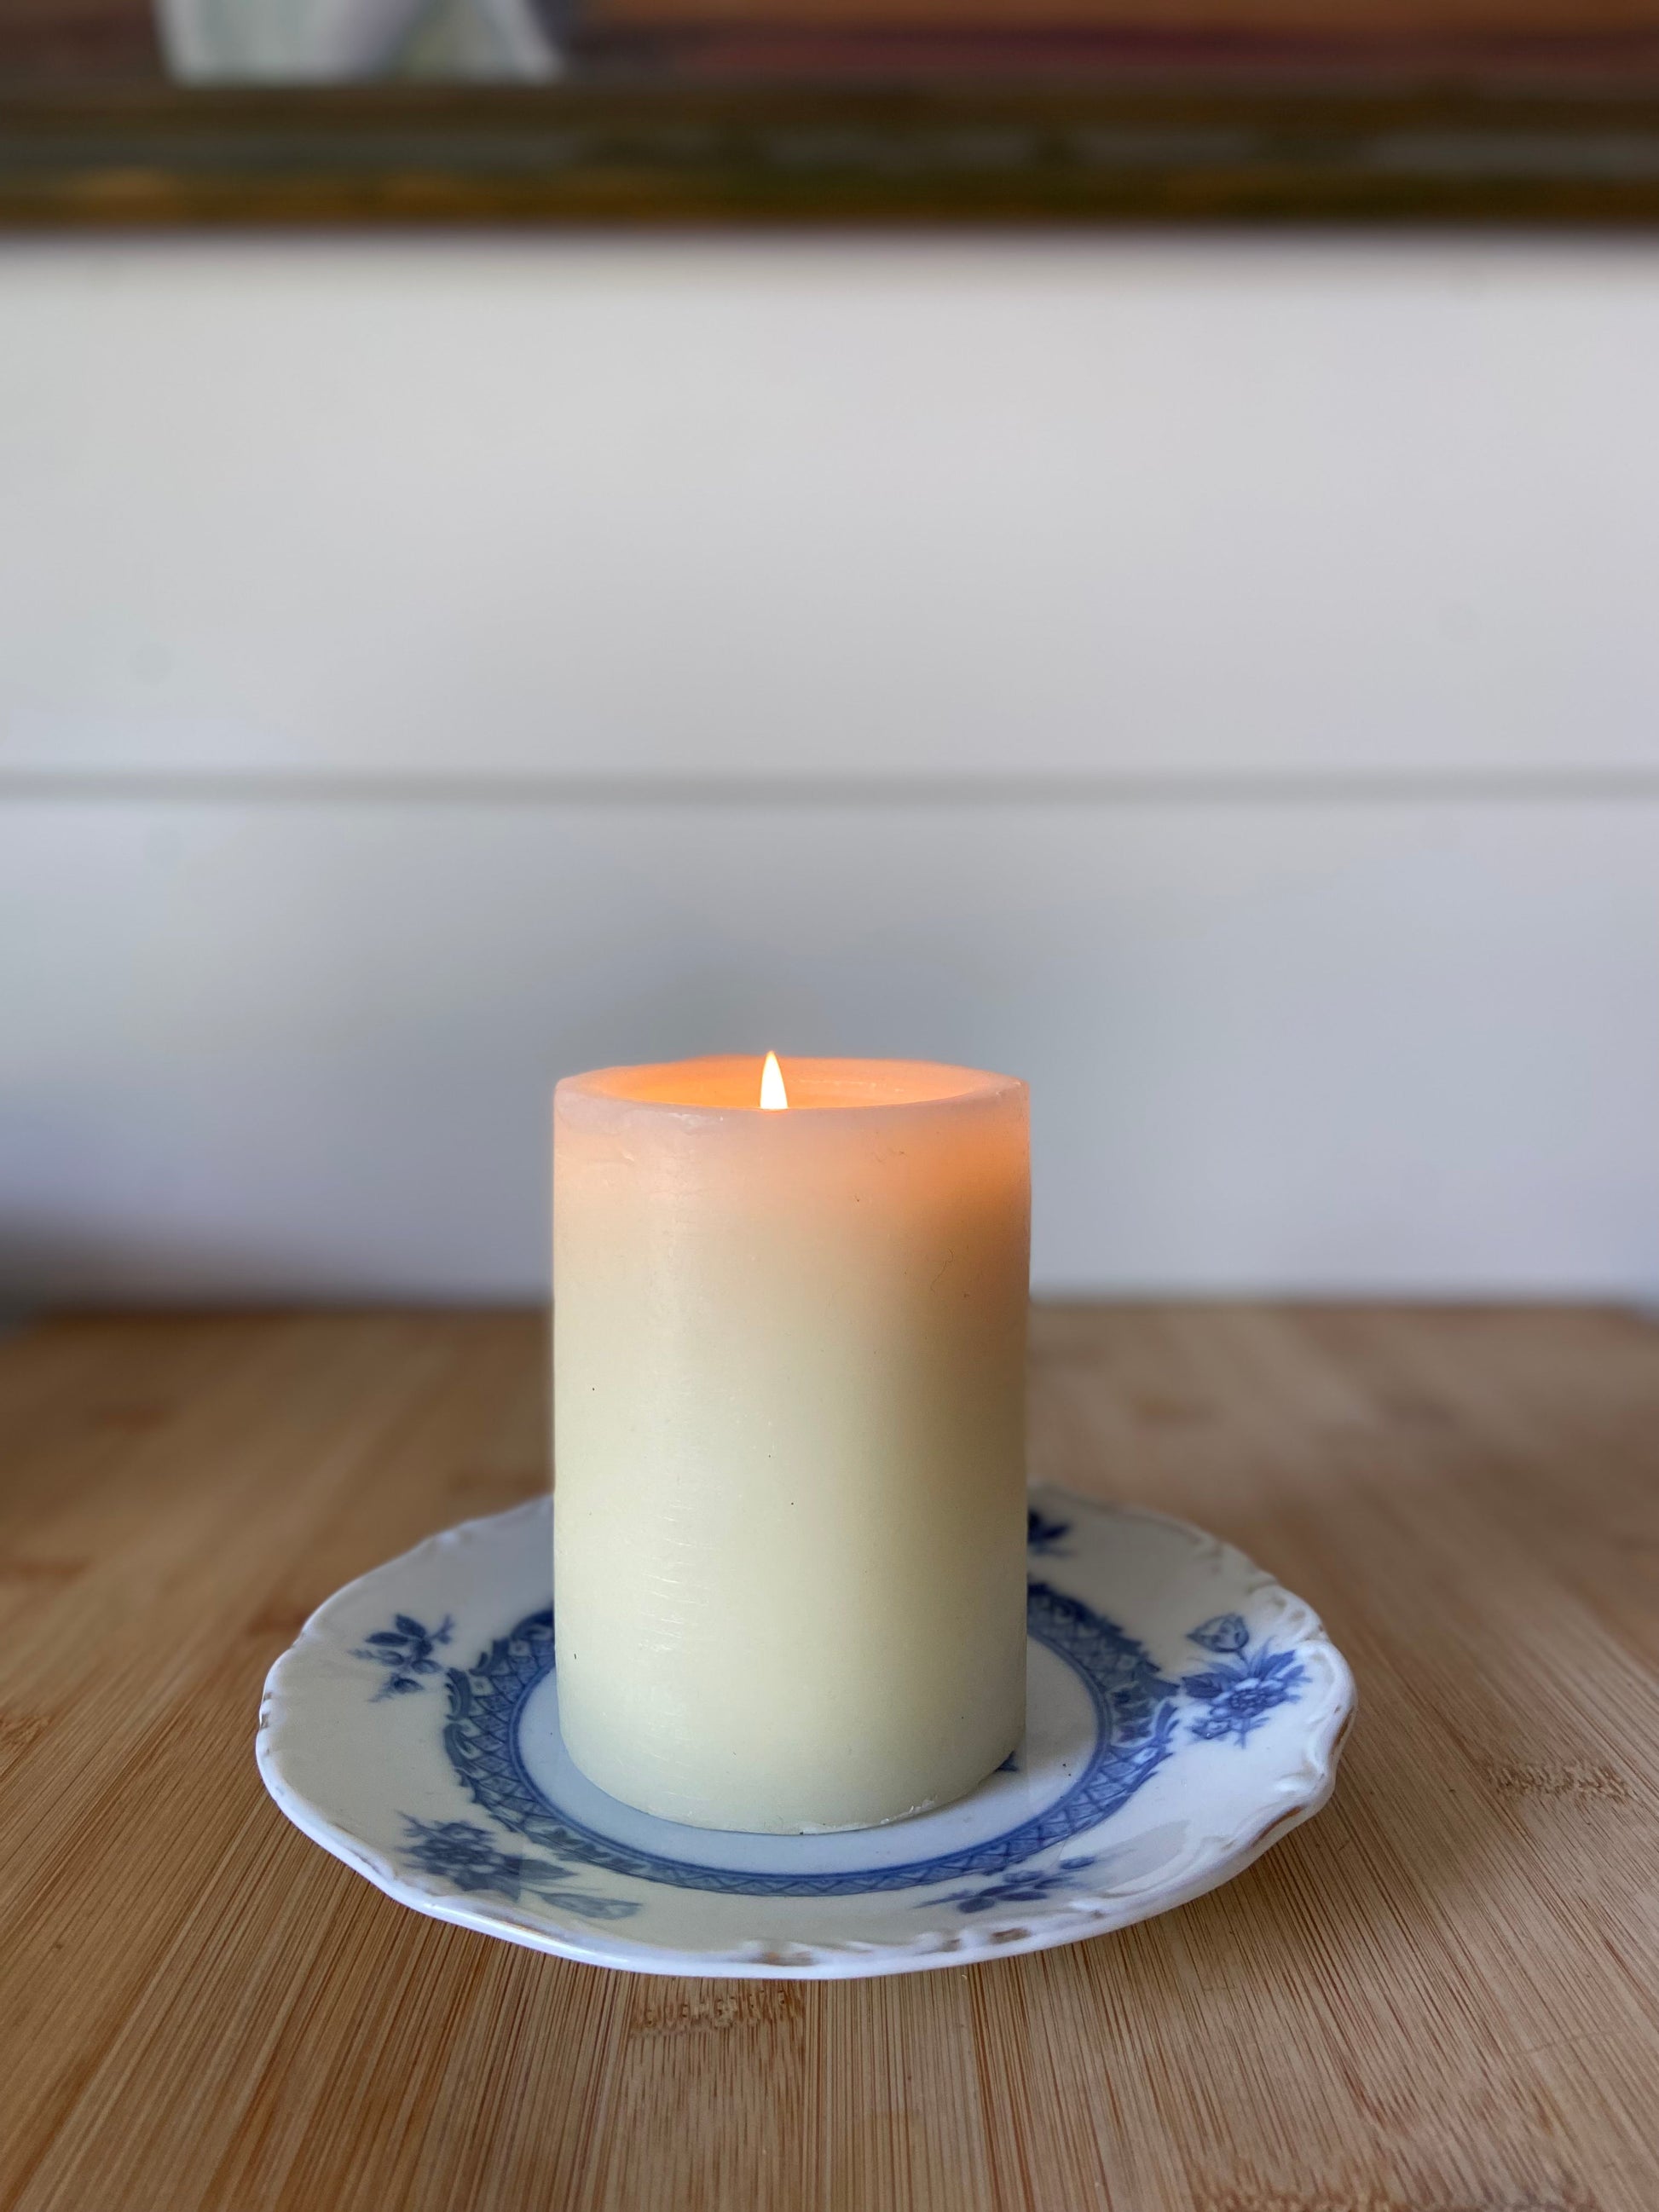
<box><xmin>6</xmin><ymin>769</ymin><xmax>1659</xmax><ymax>810</ymax></box>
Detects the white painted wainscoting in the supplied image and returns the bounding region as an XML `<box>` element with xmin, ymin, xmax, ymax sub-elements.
<box><xmin>3</xmin><ymin>237</ymin><xmax>1657</xmax><ymax>1303</ymax></box>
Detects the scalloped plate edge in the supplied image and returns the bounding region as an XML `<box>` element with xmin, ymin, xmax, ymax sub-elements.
<box><xmin>257</xmin><ymin>1490</ymin><xmax>1356</xmax><ymax>1979</ymax></box>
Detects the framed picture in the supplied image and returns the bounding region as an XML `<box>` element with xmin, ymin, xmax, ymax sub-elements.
<box><xmin>4</xmin><ymin>0</ymin><xmax>1659</xmax><ymax>222</ymax></box>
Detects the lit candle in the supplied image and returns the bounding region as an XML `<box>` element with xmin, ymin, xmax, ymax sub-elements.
<box><xmin>552</xmin><ymin>1054</ymin><xmax>1030</xmax><ymax>1834</ymax></box>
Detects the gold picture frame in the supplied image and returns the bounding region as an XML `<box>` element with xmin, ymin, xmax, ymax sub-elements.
<box><xmin>4</xmin><ymin>3</ymin><xmax>1659</xmax><ymax>223</ymax></box>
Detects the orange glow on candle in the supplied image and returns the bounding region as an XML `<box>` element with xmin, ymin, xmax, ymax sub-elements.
<box><xmin>552</xmin><ymin>1053</ymin><xmax>1030</xmax><ymax>1829</ymax></box>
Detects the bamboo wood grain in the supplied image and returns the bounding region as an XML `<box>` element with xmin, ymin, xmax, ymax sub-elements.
<box><xmin>2</xmin><ymin>1305</ymin><xmax>1656</xmax><ymax>2211</ymax></box>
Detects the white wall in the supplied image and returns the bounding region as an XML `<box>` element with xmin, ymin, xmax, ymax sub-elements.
<box><xmin>3</xmin><ymin>236</ymin><xmax>1657</xmax><ymax>1302</ymax></box>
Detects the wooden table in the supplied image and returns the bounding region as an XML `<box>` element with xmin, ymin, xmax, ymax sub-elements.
<box><xmin>3</xmin><ymin>1306</ymin><xmax>1656</xmax><ymax>2212</ymax></box>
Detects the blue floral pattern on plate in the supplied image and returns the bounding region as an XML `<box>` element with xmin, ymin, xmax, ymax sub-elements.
<box><xmin>400</xmin><ymin>1818</ymin><xmax>640</xmax><ymax>1920</ymax></box>
<box><xmin>262</xmin><ymin>1488</ymin><xmax>1355</xmax><ymax>1977</ymax></box>
<box><xmin>929</xmin><ymin>1855</ymin><xmax>1101</xmax><ymax>1915</ymax></box>
<box><xmin>1026</xmin><ymin>1506</ymin><xmax>1072</xmax><ymax>1556</ymax></box>
<box><xmin>351</xmin><ymin>1613</ymin><xmax>453</xmax><ymax>1699</ymax></box>
<box><xmin>433</xmin><ymin>1582</ymin><xmax>1185</xmax><ymax>1900</ymax></box>
<box><xmin>345</xmin><ymin>1545</ymin><xmax>1310</xmax><ymax>1914</ymax></box>
<box><xmin>1180</xmin><ymin>1614</ymin><xmax>1308</xmax><ymax>1746</ymax></box>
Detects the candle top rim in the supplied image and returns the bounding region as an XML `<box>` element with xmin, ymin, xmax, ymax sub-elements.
<box><xmin>557</xmin><ymin>1056</ymin><xmax>1024</xmax><ymax>1117</ymax></box>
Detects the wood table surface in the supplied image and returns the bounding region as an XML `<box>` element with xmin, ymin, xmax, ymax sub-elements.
<box><xmin>3</xmin><ymin>1304</ymin><xmax>1656</xmax><ymax>2212</ymax></box>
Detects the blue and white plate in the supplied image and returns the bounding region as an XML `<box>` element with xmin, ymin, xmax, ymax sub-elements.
<box><xmin>257</xmin><ymin>1487</ymin><xmax>1354</xmax><ymax>1979</ymax></box>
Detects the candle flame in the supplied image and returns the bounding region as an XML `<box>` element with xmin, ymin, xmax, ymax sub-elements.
<box><xmin>760</xmin><ymin>1051</ymin><xmax>789</xmax><ymax>1111</ymax></box>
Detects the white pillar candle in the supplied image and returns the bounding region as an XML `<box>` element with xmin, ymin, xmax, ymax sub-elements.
<box><xmin>552</xmin><ymin>1054</ymin><xmax>1029</xmax><ymax>1834</ymax></box>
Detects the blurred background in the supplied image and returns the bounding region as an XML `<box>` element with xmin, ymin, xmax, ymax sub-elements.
<box><xmin>3</xmin><ymin>2</ymin><xmax>1658</xmax><ymax>1311</ymax></box>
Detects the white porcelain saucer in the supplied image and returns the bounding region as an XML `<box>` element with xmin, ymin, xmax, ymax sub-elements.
<box><xmin>257</xmin><ymin>1486</ymin><xmax>1354</xmax><ymax>1979</ymax></box>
